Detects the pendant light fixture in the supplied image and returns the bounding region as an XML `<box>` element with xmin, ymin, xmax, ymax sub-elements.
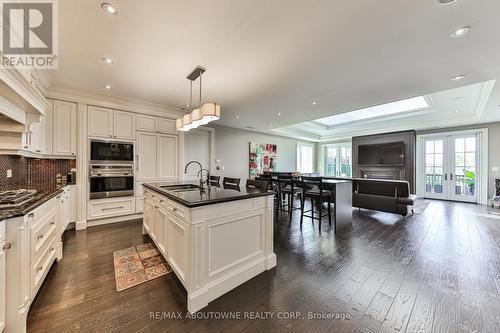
<box><xmin>176</xmin><ymin>66</ymin><xmax>221</xmax><ymax>132</ymax></box>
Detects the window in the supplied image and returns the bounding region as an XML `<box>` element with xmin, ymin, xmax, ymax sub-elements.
<box><xmin>297</xmin><ymin>143</ymin><xmax>314</xmax><ymax>173</ymax></box>
<box><xmin>323</xmin><ymin>143</ymin><xmax>352</xmax><ymax>177</ymax></box>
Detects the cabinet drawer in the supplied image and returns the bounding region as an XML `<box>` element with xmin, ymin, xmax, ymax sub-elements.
<box><xmin>31</xmin><ymin>206</ymin><xmax>58</xmax><ymax>261</ymax></box>
<box><xmin>31</xmin><ymin>235</ymin><xmax>57</xmax><ymax>295</ymax></box>
<box><xmin>159</xmin><ymin>197</ymin><xmax>186</xmax><ymax>221</ymax></box>
<box><xmin>137</xmin><ymin>114</ymin><xmax>157</xmax><ymax>132</ymax></box>
<box><xmin>88</xmin><ymin>197</ymin><xmax>135</xmax><ymax>219</ymax></box>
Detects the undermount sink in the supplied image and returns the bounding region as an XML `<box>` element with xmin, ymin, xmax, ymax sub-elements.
<box><xmin>161</xmin><ymin>184</ymin><xmax>200</xmax><ymax>192</ymax></box>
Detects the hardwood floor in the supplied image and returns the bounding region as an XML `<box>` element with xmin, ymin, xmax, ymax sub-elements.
<box><xmin>27</xmin><ymin>200</ymin><xmax>500</xmax><ymax>332</ymax></box>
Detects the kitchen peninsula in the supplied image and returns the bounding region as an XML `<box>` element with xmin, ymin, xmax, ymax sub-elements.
<box><xmin>142</xmin><ymin>182</ymin><xmax>276</xmax><ymax>313</ymax></box>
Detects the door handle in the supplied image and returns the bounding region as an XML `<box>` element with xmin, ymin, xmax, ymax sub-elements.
<box><xmin>136</xmin><ymin>155</ymin><xmax>139</xmax><ymax>171</ymax></box>
<box><xmin>450</xmin><ymin>173</ymin><xmax>454</xmax><ymax>181</ymax></box>
<box><xmin>444</xmin><ymin>173</ymin><xmax>447</xmax><ymax>181</ymax></box>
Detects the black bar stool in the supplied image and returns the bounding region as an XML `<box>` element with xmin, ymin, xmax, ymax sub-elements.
<box><xmin>299</xmin><ymin>176</ymin><xmax>332</xmax><ymax>232</ymax></box>
<box><xmin>223</xmin><ymin>177</ymin><xmax>241</xmax><ymax>186</ymax></box>
<box><xmin>246</xmin><ymin>179</ymin><xmax>269</xmax><ymax>189</ymax></box>
<box><xmin>277</xmin><ymin>175</ymin><xmax>303</xmax><ymax>222</ymax></box>
<box><xmin>209</xmin><ymin>175</ymin><xmax>220</xmax><ymax>186</ymax></box>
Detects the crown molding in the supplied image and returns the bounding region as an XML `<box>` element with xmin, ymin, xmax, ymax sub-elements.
<box><xmin>46</xmin><ymin>85</ymin><xmax>187</xmax><ymax>119</ymax></box>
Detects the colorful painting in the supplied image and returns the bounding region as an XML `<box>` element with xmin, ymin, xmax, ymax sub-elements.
<box><xmin>249</xmin><ymin>143</ymin><xmax>277</xmax><ymax>177</ymax></box>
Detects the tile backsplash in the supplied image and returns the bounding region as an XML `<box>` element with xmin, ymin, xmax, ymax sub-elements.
<box><xmin>0</xmin><ymin>155</ymin><xmax>76</xmax><ymax>192</ymax></box>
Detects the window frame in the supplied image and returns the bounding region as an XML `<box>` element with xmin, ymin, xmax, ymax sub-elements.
<box><xmin>321</xmin><ymin>142</ymin><xmax>352</xmax><ymax>177</ymax></box>
<box><xmin>296</xmin><ymin>142</ymin><xmax>315</xmax><ymax>174</ymax></box>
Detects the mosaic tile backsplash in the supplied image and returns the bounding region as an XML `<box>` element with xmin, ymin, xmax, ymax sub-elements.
<box><xmin>0</xmin><ymin>155</ymin><xmax>76</xmax><ymax>192</ymax></box>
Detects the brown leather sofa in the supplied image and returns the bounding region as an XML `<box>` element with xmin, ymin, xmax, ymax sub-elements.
<box><xmin>352</xmin><ymin>178</ymin><xmax>417</xmax><ymax>216</ymax></box>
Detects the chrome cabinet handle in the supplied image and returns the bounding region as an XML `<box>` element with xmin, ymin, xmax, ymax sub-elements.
<box><xmin>37</xmin><ymin>235</ymin><xmax>44</xmax><ymax>240</ymax></box>
<box><xmin>50</xmin><ymin>222</ymin><xmax>55</xmax><ymax>226</ymax></box>
<box><xmin>3</xmin><ymin>243</ymin><xmax>11</xmax><ymax>250</ymax></box>
<box><xmin>102</xmin><ymin>206</ymin><xmax>124</xmax><ymax>211</ymax></box>
<box><xmin>37</xmin><ymin>266</ymin><xmax>43</xmax><ymax>272</ymax></box>
<box><xmin>50</xmin><ymin>247</ymin><xmax>55</xmax><ymax>252</ymax></box>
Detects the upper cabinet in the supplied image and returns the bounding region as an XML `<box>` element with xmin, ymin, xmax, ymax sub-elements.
<box><xmin>53</xmin><ymin>100</ymin><xmax>77</xmax><ymax>156</ymax></box>
<box><xmin>88</xmin><ymin>106</ymin><xmax>135</xmax><ymax>140</ymax></box>
<box><xmin>137</xmin><ymin>114</ymin><xmax>176</xmax><ymax>134</ymax></box>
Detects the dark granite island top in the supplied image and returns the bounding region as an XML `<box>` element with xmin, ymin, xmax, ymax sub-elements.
<box><xmin>143</xmin><ymin>181</ymin><xmax>274</xmax><ymax>208</ymax></box>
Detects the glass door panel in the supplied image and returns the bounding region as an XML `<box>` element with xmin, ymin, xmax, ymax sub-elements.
<box><xmin>422</xmin><ymin>134</ymin><xmax>478</xmax><ymax>203</ymax></box>
<box><xmin>451</xmin><ymin>136</ymin><xmax>477</xmax><ymax>202</ymax></box>
<box><xmin>424</xmin><ymin>139</ymin><xmax>445</xmax><ymax>199</ymax></box>
<box><xmin>325</xmin><ymin>146</ymin><xmax>337</xmax><ymax>176</ymax></box>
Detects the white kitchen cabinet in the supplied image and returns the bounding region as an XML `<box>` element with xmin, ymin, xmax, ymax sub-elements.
<box><xmin>53</xmin><ymin>100</ymin><xmax>77</xmax><ymax>156</ymax></box>
<box><xmin>158</xmin><ymin>118</ymin><xmax>176</xmax><ymax>134</ymax></box>
<box><xmin>137</xmin><ymin>131</ymin><xmax>178</xmax><ymax>181</ymax></box>
<box><xmin>87</xmin><ymin>197</ymin><xmax>136</xmax><ymax>220</ymax></box>
<box><xmin>114</xmin><ymin>110</ymin><xmax>136</xmax><ymax>140</ymax></box>
<box><xmin>137</xmin><ymin>131</ymin><xmax>158</xmax><ymax>181</ymax></box>
<box><xmin>43</xmin><ymin>104</ymin><xmax>53</xmax><ymax>155</ymax></box>
<box><xmin>21</xmin><ymin>131</ymin><xmax>33</xmax><ymax>151</ymax></box>
<box><xmin>0</xmin><ymin>220</ymin><xmax>6</xmax><ymax>333</ymax></box>
<box><xmin>156</xmin><ymin>207</ymin><xmax>168</xmax><ymax>257</ymax></box>
<box><xmin>68</xmin><ymin>185</ymin><xmax>76</xmax><ymax>224</ymax></box>
<box><xmin>88</xmin><ymin>106</ymin><xmax>135</xmax><ymax>140</ymax></box>
<box><xmin>136</xmin><ymin>114</ymin><xmax>176</xmax><ymax>134</ymax></box>
<box><xmin>88</xmin><ymin>106</ymin><xmax>113</xmax><ymax>138</ymax></box>
<box><xmin>158</xmin><ymin>134</ymin><xmax>178</xmax><ymax>180</ymax></box>
<box><xmin>3</xmin><ymin>186</ymin><xmax>74</xmax><ymax>332</ymax></box>
<box><xmin>136</xmin><ymin>114</ymin><xmax>157</xmax><ymax>132</ymax></box>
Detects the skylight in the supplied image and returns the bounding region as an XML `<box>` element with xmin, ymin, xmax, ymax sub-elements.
<box><xmin>315</xmin><ymin>96</ymin><xmax>429</xmax><ymax>126</ymax></box>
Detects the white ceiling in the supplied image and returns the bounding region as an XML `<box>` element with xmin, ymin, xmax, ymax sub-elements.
<box><xmin>50</xmin><ymin>0</ymin><xmax>500</xmax><ymax>138</ymax></box>
<box><xmin>272</xmin><ymin>81</ymin><xmax>496</xmax><ymax>141</ymax></box>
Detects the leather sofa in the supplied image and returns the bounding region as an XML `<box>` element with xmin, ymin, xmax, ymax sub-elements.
<box><xmin>352</xmin><ymin>178</ymin><xmax>417</xmax><ymax>216</ymax></box>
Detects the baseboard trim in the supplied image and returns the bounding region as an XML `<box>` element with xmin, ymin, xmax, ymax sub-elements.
<box><xmin>87</xmin><ymin>213</ymin><xmax>143</xmax><ymax>228</ymax></box>
<box><xmin>75</xmin><ymin>220</ymin><xmax>87</xmax><ymax>230</ymax></box>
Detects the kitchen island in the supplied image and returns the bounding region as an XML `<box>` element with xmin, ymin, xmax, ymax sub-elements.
<box><xmin>142</xmin><ymin>182</ymin><xmax>276</xmax><ymax>313</ymax></box>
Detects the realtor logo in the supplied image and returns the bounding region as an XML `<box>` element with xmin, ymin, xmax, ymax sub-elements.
<box><xmin>1</xmin><ymin>0</ymin><xmax>58</xmax><ymax>68</ymax></box>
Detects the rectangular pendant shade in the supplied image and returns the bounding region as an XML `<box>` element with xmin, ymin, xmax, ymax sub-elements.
<box><xmin>176</xmin><ymin>103</ymin><xmax>220</xmax><ymax>131</ymax></box>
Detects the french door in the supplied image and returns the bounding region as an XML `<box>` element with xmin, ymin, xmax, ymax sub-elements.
<box><xmin>423</xmin><ymin>134</ymin><xmax>478</xmax><ymax>203</ymax></box>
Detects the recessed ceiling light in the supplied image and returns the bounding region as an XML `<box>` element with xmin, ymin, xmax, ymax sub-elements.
<box><xmin>312</xmin><ymin>101</ymin><xmax>317</xmax><ymax>105</ymax></box>
<box><xmin>102</xmin><ymin>57</ymin><xmax>114</xmax><ymax>64</ymax></box>
<box><xmin>234</xmin><ymin>115</ymin><xmax>239</xmax><ymax>119</ymax></box>
<box><xmin>269</xmin><ymin>124</ymin><xmax>273</xmax><ymax>127</ymax></box>
<box><xmin>438</xmin><ymin>0</ymin><xmax>458</xmax><ymax>5</ymax></box>
<box><xmin>277</xmin><ymin>112</ymin><xmax>281</xmax><ymax>116</ymax></box>
<box><xmin>101</xmin><ymin>3</ymin><xmax>118</xmax><ymax>15</ymax></box>
<box><xmin>451</xmin><ymin>75</ymin><xmax>465</xmax><ymax>81</ymax></box>
<box><xmin>451</xmin><ymin>26</ymin><xmax>470</xmax><ymax>38</ymax></box>
<box><xmin>455</xmin><ymin>110</ymin><xmax>460</xmax><ymax>113</ymax></box>
<box><xmin>104</xmin><ymin>84</ymin><xmax>112</xmax><ymax>90</ymax></box>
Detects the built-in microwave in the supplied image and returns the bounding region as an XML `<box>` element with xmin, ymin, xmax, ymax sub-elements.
<box><xmin>89</xmin><ymin>165</ymin><xmax>134</xmax><ymax>199</ymax></box>
<box><xmin>90</xmin><ymin>139</ymin><xmax>134</xmax><ymax>165</ymax></box>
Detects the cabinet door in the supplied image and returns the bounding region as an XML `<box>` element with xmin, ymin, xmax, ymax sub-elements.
<box><xmin>32</xmin><ymin>121</ymin><xmax>44</xmax><ymax>153</ymax></box>
<box><xmin>53</xmin><ymin>100</ymin><xmax>77</xmax><ymax>156</ymax></box>
<box><xmin>158</xmin><ymin>118</ymin><xmax>176</xmax><ymax>134</ymax></box>
<box><xmin>136</xmin><ymin>114</ymin><xmax>157</xmax><ymax>132</ymax></box>
<box><xmin>88</xmin><ymin>106</ymin><xmax>113</xmax><ymax>138</ymax></box>
<box><xmin>113</xmin><ymin>110</ymin><xmax>135</xmax><ymax>140</ymax></box>
<box><xmin>168</xmin><ymin>214</ymin><xmax>187</xmax><ymax>282</ymax></box>
<box><xmin>157</xmin><ymin>134</ymin><xmax>178</xmax><ymax>180</ymax></box>
<box><xmin>143</xmin><ymin>199</ymin><xmax>152</xmax><ymax>233</ymax></box>
<box><xmin>137</xmin><ymin>132</ymin><xmax>158</xmax><ymax>180</ymax></box>
<box><xmin>44</xmin><ymin>103</ymin><xmax>53</xmax><ymax>155</ymax></box>
<box><xmin>156</xmin><ymin>207</ymin><xmax>168</xmax><ymax>256</ymax></box>
<box><xmin>0</xmin><ymin>239</ymin><xmax>5</xmax><ymax>333</ymax></box>
<box><xmin>21</xmin><ymin>131</ymin><xmax>33</xmax><ymax>151</ymax></box>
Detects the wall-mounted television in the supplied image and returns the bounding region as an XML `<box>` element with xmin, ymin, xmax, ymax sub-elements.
<box><xmin>358</xmin><ymin>142</ymin><xmax>405</xmax><ymax>165</ymax></box>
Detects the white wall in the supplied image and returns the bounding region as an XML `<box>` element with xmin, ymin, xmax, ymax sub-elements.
<box><xmin>212</xmin><ymin>125</ymin><xmax>316</xmax><ymax>182</ymax></box>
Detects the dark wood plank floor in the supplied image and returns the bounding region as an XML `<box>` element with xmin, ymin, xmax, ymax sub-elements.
<box><xmin>27</xmin><ymin>200</ymin><xmax>500</xmax><ymax>332</ymax></box>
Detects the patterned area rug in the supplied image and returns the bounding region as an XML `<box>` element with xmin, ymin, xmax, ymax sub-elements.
<box><xmin>113</xmin><ymin>243</ymin><xmax>172</xmax><ymax>291</ymax></box>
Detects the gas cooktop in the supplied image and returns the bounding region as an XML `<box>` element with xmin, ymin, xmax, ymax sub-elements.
<box><xmin>0</xmin><ymin>189</ymin><xmax>39</xmax><ymax>208</ymax></box>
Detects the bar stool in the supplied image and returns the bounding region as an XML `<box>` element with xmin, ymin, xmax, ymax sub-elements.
<box><xmin>246</xmin><ymin>179</ymin><xmax>269</xmax><ymax>190</ymax></box>
<box><xmin>277</xmin><ymin>175</ymin><xmax>303</xmax><ymax>222</ymax></box>
<box><xmin>209</xmin><ymin>175</ymin><xmax>220</xmax><ymax>186</ymax></box>
<box><xmin>300</xmin><ymin>176</ymin><xmax>332</xmax><ymax>232</ymax></box>
<box><xmin>223</xmin><ymin>177</ymin><xmax>241</xmax><ymax>186</ymax></box>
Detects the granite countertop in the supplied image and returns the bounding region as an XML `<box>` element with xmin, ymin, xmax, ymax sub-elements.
<box><xmin>143</xmin><ymin>181</ymin><xmax>275</xmax><ymax>208</ymax></box>
<box><xmin>0</xmin><ymin>185</ymin><xmax>70</xmax><ymax>220</ymax></box>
